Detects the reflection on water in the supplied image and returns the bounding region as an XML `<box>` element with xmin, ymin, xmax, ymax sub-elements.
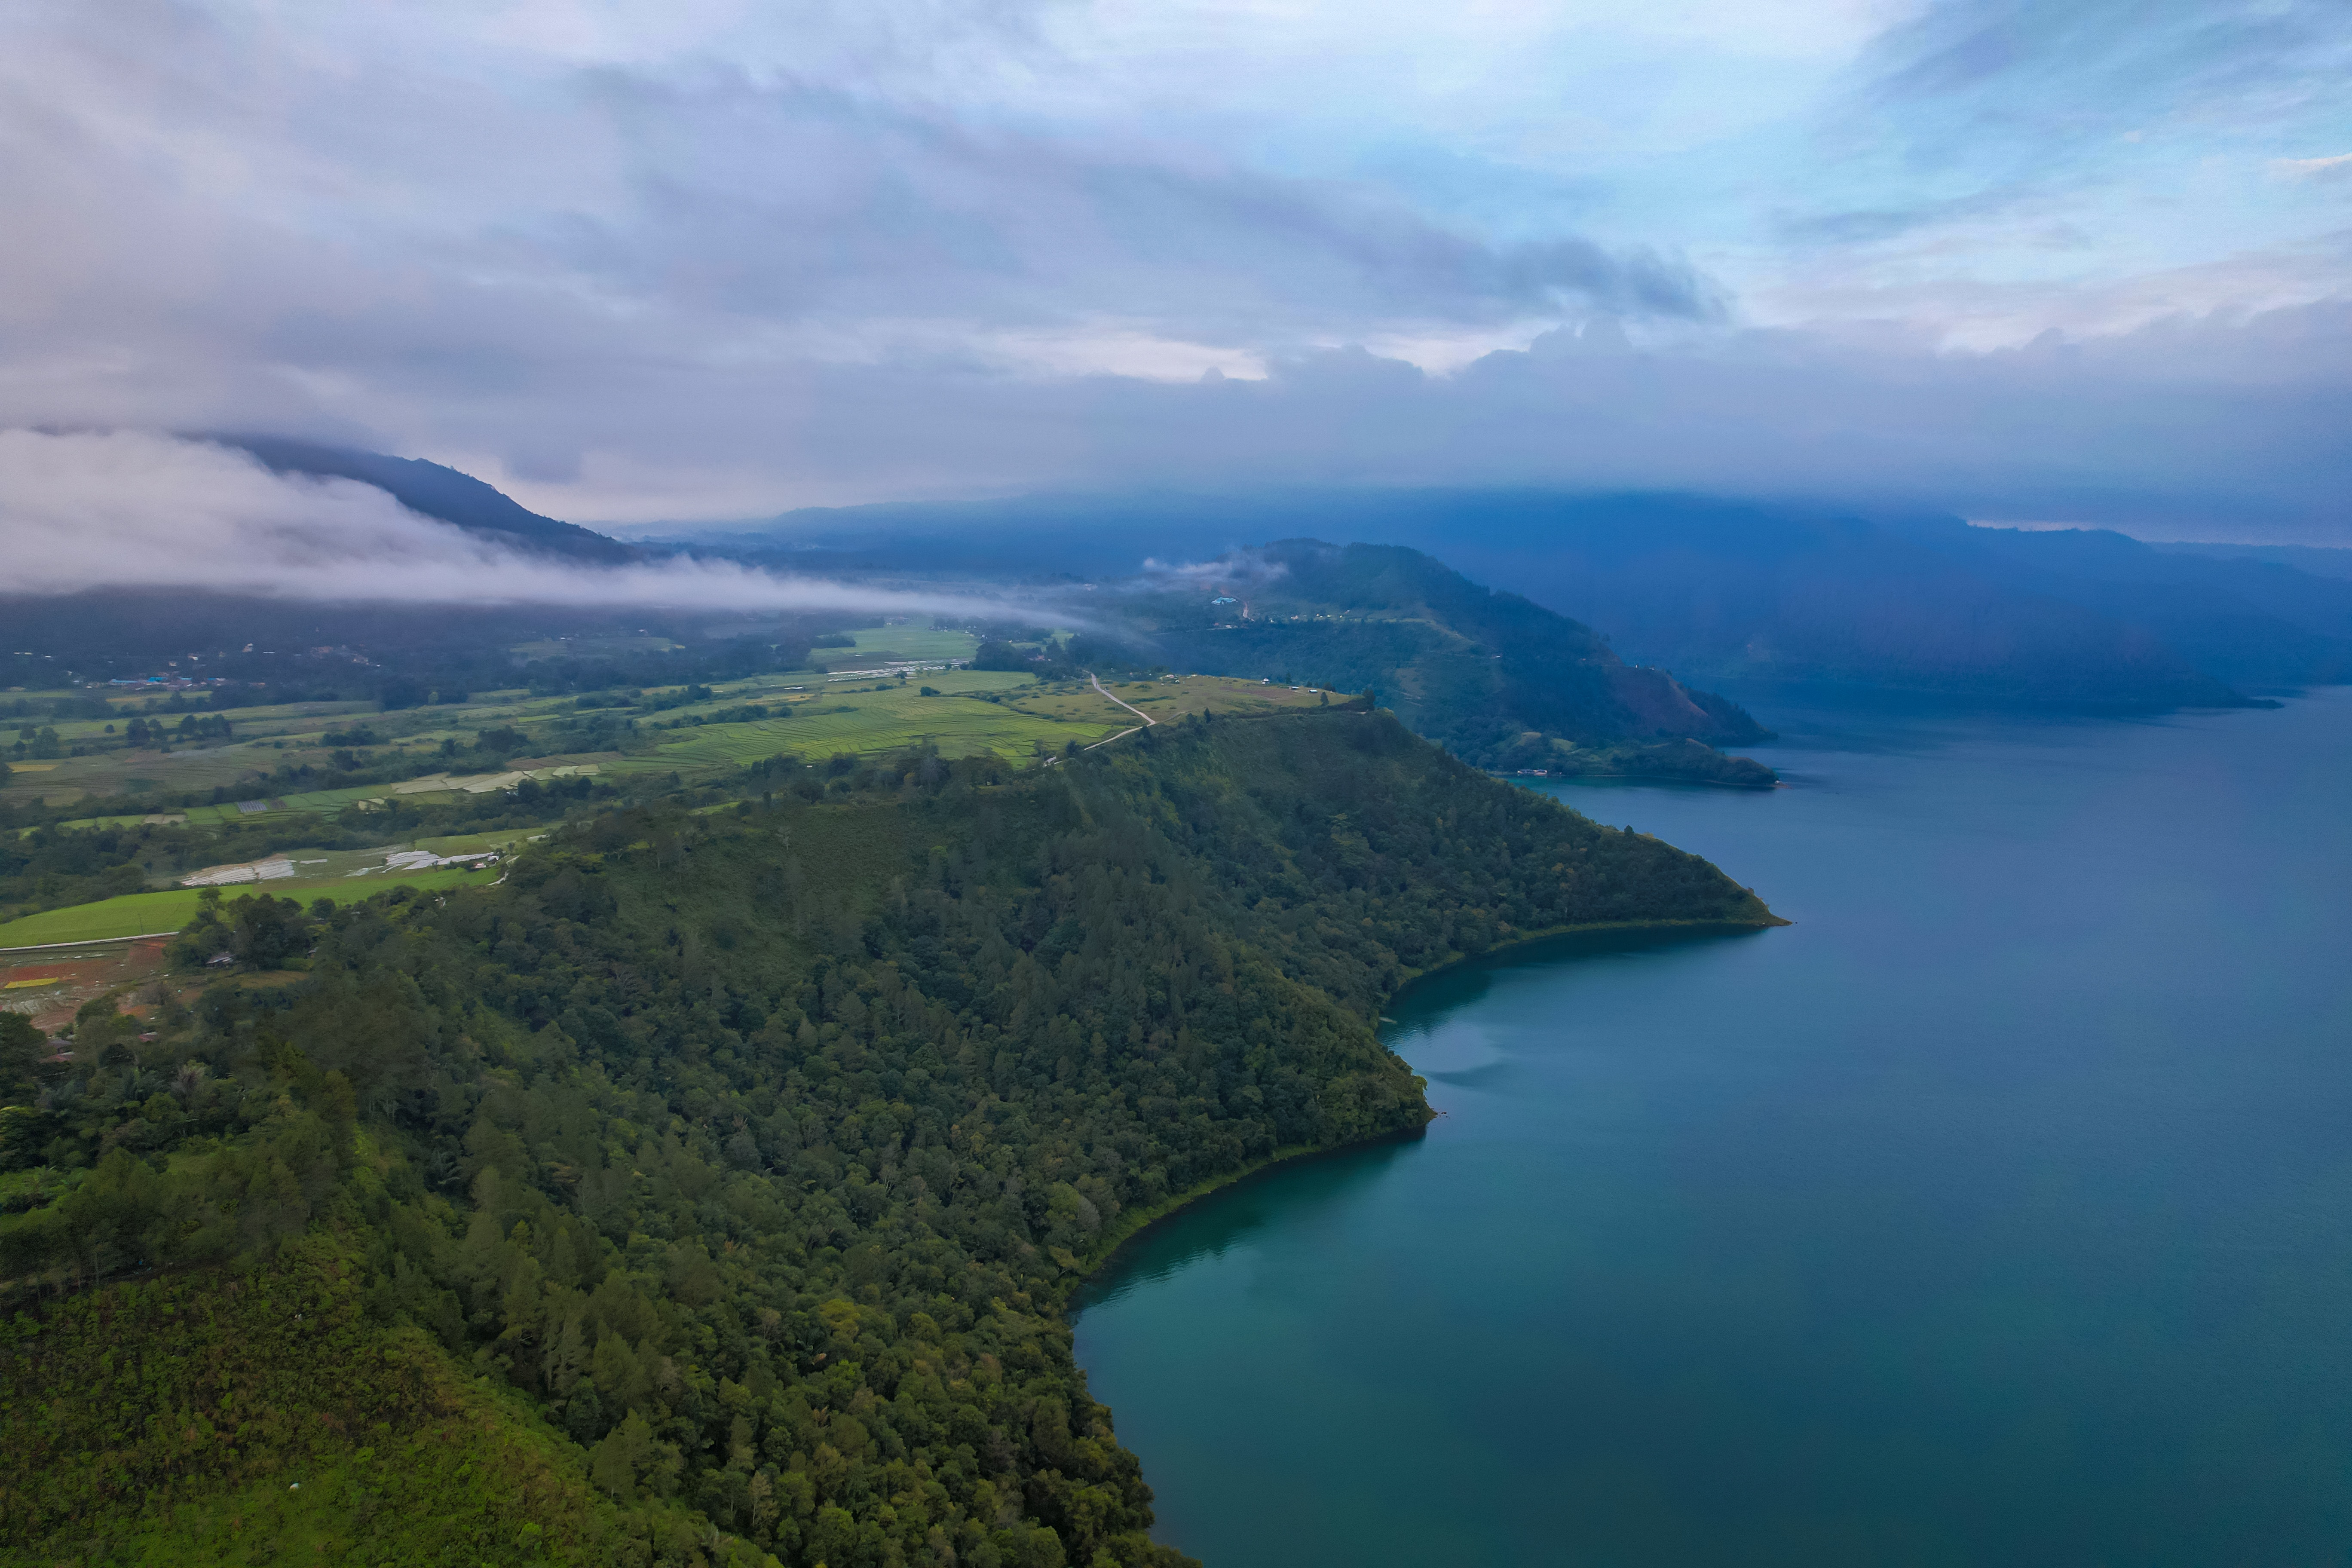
<box><xmin>1390</xmin><ymin>928</ymin><xmax>1773</xmax><ymax>1089</ymax></box>
<box><xmin>1075</xmin><ymin>688</ymin><xmax>2352</xmax><ymax>1568</ymax></box>
<box><xmin>1075</xmin><ymin>1138</ymin><xmax>1424</xmax><ymax>1311</ymax></box>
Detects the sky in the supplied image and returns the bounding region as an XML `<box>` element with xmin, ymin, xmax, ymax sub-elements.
<box><xmin>1</xmin><ymin>0</ymin><xmax>2347</xmax><ymax>542</ymax></box>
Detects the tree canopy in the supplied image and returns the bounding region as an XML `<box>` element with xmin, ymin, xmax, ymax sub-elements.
<box><xmin>1</xmin><ymin>707</ymin><xmax>1776</xmax><ymax>1565</ymax></box>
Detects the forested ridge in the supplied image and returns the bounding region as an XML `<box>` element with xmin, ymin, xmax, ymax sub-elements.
<box><xmin>1</xmin><ymin>707</ymin><xmax>1777</xmax><ymax>1567</ymax></box>
<box><xmin>1093</xmin><ymin>542</ymin><xmax>1779</xmax><ymax>786</ymax></box>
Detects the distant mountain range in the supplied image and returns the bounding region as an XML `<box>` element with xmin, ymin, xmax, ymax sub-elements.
<box><xmin>227</xmin><ymin>444</ymin><xmax>2352</xmax><ymax>710</ymax></box>
<box><xmin>701</xmin><ymin>490</ymin><xmax>2352</xmax><ymax>706</ymax></box>
<box><xmin>2153</xmin><ymin>540</ymin><xmax>2352</xmax><ymax>582</ymax></box>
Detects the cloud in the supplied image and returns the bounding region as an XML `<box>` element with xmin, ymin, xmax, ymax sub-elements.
<box><xmin>0</xmin><ymin>4</ymin><xmax>1704</xmax><ymax>395</ymax></box>
<box><xmin>2273</xmin><ymin>153</ymin><xmax>2352</xmax><ymax>181</ymax></box>
<box><xmin>0</xmin><ymin>1</ymin><xmax>2345</xmax><ymax>542</ymax></box>
<box><xmin>0</xmin><ymin>429</ymin><xmax>1039</xmax><ymax>615</ymax></box>
<box><xmin>1858</xmin><ymin>0</ymin><xmax>2350</xmax><ymax>127</ymax></box>
<box><xmin>1749</xmin><ymin>0</ymin><xmax>2352</xmax><ymax>338</ymax></box>
<box><xmin>1135</xmin><ymin>549</ymin><xmax>1291</xmax><ymax>588</ymax></box>
<box><xmin>677</xmin><ymin>302</ymin><xmax>2352</xmax><ymax>543</ymax></box>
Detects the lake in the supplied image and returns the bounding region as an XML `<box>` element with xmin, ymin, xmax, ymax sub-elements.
<box><xmin>1073</xmin><ymin>686</ymin><xmax>2352</xmax><ymax>1567</ymax></box>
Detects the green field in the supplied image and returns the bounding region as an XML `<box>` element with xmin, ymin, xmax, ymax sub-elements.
<box><xmin>629</xmin><ymin>671</ymin><xmax>1345</xmax><ymax>774</ymax></box>
<box><xmin>0</xmin><ymin>867</ymin><xmax>498</xmax><ymax>948</ymax></box>
<box><xmin>642</xmin><ymin>685</ymin><xmax>1126</xmax><ymax>769</ymax></box>
<box><xmin>175</xmin><ymin>785</ymin><xmax>395</xmax><ymax>826</ymax></box>
<box><xmin>6</xmin><ymin>662</ymin><xmax>1336</xmax><ymax>814</ymax></box>
<box><xmin>827</xmin><ymin>621</ymin><xmax>981</xmax><ymax>666</ymax></box>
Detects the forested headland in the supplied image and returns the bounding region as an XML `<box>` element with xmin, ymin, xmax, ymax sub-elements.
<box><xmin>1</xmin><ymin>706</ymin><xmax>1777</xmax><ymax>1566</ymax></box>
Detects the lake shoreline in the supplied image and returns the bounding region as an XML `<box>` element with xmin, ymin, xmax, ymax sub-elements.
<box><xmin>1071</xmin><ymin>691</ymin><xmax>2352</xmax><ymax>1567</ymax></box>
<box><xmin>1070</xmin><ymin>910</ymin><xmax>1787</xmax><ymax>1290</ymax></box>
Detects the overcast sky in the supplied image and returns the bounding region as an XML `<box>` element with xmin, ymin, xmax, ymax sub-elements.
<box><xmin>2</xmin><ymin>0</ymin><xmax>2346</xmax><ymax>540</ymax></box>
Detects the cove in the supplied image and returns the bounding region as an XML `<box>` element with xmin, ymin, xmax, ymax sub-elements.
<box><xmin>1073</xmin><ymin>686</ymin><xmax>2352</xmax><ymax>1567</ymax></box>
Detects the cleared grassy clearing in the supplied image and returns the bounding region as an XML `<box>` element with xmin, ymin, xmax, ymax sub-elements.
<box><xmin>628</xmin><ymin>673</ymin><xmax>1342</xmax><ymax>775</ymax></box>
<box><xmin>642</xmin><ymin>689</ymin><xmax>1123</xmax><ymax>769</ymax></box>
<box><xmin>1009</xmin><ymin>680</ymin><xmax>1139</xmax><ymax>725</ymax></box>
<box><xmin>1127</xmin><ymin>673</ymin><xmax>1344</xmax><ymax>720</ymax></box>
<box><xmin>0</xmin><ymin>866</ymin><xmax>497</xmax><ymax>947</ymax></box>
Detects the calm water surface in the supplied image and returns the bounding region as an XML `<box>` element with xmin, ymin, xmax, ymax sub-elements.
<box><xmin>1074</xmin><ymin>687</ymin><xmax>2352</xmax><ymax>1567</ymax></box>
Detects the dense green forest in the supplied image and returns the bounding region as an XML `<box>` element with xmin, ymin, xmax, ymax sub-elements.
<box><xmin>2</xmin><ymin>707</ymin><xmax>1776</xmax><ymax>1565</ymax></box>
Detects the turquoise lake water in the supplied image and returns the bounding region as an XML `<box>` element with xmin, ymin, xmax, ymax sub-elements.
<box><xmin>1073</xmin><ymin>686</ymin><xmax>2352</xmax><ymax>1566</ymax></box>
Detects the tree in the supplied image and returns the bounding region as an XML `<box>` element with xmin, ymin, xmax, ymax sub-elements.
<box><xmin>0</xmin><ymin>1011</ymin><xmax>47</xmax><ymax>1103</ymax></box>
<box><xmin>230</xmin><ymin>894</ymin><xmax>308</xmax><ymax>969</ymax></box>
<box><xmin>591</xmin><ymin>1411</ymin><xmax>658</xmax><ymax>1499</ymax></box>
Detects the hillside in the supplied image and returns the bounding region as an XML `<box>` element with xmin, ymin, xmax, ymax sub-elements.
<box><xmin>717</xmin><ymin>490</ymin><xmax>2352</xmax><ymax>706</ymax></box>
<box><xmin>1</xmin><ymin>710</ymin><xmax>1779</xmax><ymax>1566</ymax></box>
<box><xmin>1095</xmin><ymin>541</ymin><xmax>1777</xmax><ymax>786</ymax></box>
<box><xmin>1281</xmin><ymin>493</ymin><xmax>2349</xmax><ymax>701</ymax></box>
<box><xmin>220</xmin><ymin>437</ymin><xmax>639</xmax><ymax>564</ymax></box>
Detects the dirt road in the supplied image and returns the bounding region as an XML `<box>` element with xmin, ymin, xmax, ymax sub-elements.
<box><xmin>1083</xmin><ymin>673</ymin><xmax>1158</xmax><ymax>750</ymax></box>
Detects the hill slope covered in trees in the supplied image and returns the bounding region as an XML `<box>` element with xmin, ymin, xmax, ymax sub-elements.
<box><xmin>1089</xmin><ymin>541</ymin><xmax>1776</xmax><ymax>786</ymax></box>
<box><xmin>3</xmin><ymin>708</ymin><xmax>1778</xmax><ymax>1565</ymax></box>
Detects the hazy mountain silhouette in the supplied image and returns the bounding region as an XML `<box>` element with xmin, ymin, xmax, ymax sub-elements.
<box><xmin>703</xmin><ymin>489</ymin><xmax>2352</xmax><ymax>705</ymax></box>
<box><xmin>216</xmin><ymin>436</ymin><xmax>638</xmax><ymax>564</ymax></box>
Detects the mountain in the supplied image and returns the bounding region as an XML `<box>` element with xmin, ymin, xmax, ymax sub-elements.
<box><xmin>1406</xmin><ymin>495</ymin><xmax>2283</xmax><ymax>705</ymax></box>
<box><xmin>1892</xmin><ymin>519</ymin><xmax>2352</xmax><ymax>689</ymax></box>
<box><xmin>706</xmin><ymin>490</ymin><xmax>2352</xmax><ymax>706</ymax></box>
<box><xmin>1089</xmin><ymin>539</ymin><xmax>1779</xmax><ymax>786</ymax></box>
<box><xmin>219</xmin><ymin>436</ymin><xmax>639</xmax><ymax>564</ymax></box>
<box><xmin>2</xmin><ymin>710</ymin><xmax>1779</xmax><ymax>1565</ymax></box>
<box><xmin>2154</xmin><ymin>542</ymin><xmax>2352</xmax><ymax>583</ymax></box>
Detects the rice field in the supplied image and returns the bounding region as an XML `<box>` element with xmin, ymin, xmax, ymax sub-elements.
<box><xmin>0</xmin><ymin>865</ymin><xmax>499</xmax><ymax>948</ymax></box>
<box><xmin>826</xmin><ymin>622</ymin><xmax>981</xmax><ymax>666</ymax></box>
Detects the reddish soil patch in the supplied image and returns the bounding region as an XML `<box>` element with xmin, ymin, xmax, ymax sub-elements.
<box><xmin>1</xmin><ymin>938</ymin><xmax>170</xmax><ymax>1033</ymax></box>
